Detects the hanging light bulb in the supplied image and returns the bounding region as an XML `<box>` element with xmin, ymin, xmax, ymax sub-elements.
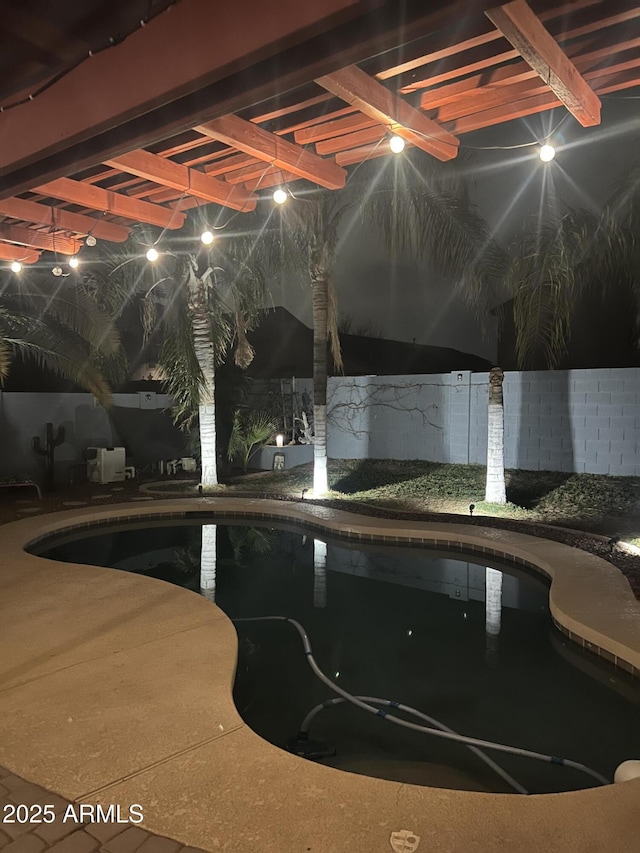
<box><xmin>85</xmin><ymin>234</ymin><xmax>97</xmax><ymax>247</ymax></box>
<box><xmin>10</xmin><ymin>261</ymin><xmax>22</xmax><ymax>273</ymax></box>
<box><xmin>69</xmin><ymin>256</ymin><xmax>79</xmax><ymax>269</ymax></box>
<box><xmin>52</xmin><ymin>265</ymin><xmax>63</xmax><ymax>276</ymax></box>
<box><xmin>200</xmin><ymin>230</ymin><xmax>214</xmax><ymax>245</ymax></box>
<box><xmin>389</xmin><ymin>134</ymin><xmax>405</xmax><ymax>153</ymax></box>
<box><xmin>273</xmin><ymin>188</ymin><xmax>288</xmax><ymax>205</ymax></box>
<box><xmin>539</xmin><ymin>143</ymin><xmax>556</xmax><ymax>162</ymax></box>
<box><xmin>146</xmin><ymin>247</ymin><xmax>159</xmax><ymax>262</ymax></box>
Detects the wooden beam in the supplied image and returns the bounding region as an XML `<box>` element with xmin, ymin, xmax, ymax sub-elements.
<box><xmin>485</xmin><ymin>0</ymin><xmax>601</xmax><ymax>126</ymax></box>
<box><xmin>0</xmin><ymin>198</ymin><xmax>130</xmax><ymax>243</ymax></box>
<box><xmin>444</xmin><ymin>66</ymin><xmax>638</xmax><ymax>135</ymax></box>
<box><xmin>33</xmin><ymin>179</ymin><xmax>185</xmax><ymax>230</ymax></box>
<box><xmin>420</xmin><ymin>34</ymin><xmax>640</xmax><ymax>113</ymax></box>
<box><xmin>0</xmin><ymin>243</ymin><xmax>40</xmax><ymax>264</ymax></box>
<box><xmin>0</xmin><ymin>224</ymin><xmax>80</xmax><ymax>255</ymax></box>
<box><xmin>315</xmin><ymin>125</ymin><xmax>386</xmax><ymax>156</ymax></box>
<box><xmin>0</xmin><ymin>0</ymin><xmax>364</xmax><ymax>193</ymax></box>
<box><xmin>104</xmin><ymin>149</ymin><xmax>257</xmax><ymax>212</ymax></box>
<box><xmin>243</xmin><ymin>170</ymin><xmax>299</xmax><ymax>191</ymax></box>
<box><xmin>195</xmin><ymin>114</ymin><xmax>347</xmax><ymax>189</ymax></box>
<box><xmin>315</xmin><ymin>64</ymin><xmax>458</xmax><ymax>160</ymax></box>
<box><xmin>295</xmin><ymin>113</ymin><xmax>375</xmax><ymax>145</ymax></box>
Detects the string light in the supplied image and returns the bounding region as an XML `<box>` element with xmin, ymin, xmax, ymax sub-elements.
<box><xmin>69</xmin><ymin>256</ymin><xmax>79</xmax><ymax>269</ymax></box>
<box><xmin>273</xmin><ymin>188</ymin><xmax>288</xmax><ymax>205</ymax></box>
<box><xmin>200</xmin><ymin>230</ymin><xmax>214</xmax><ymax>245</ymax></box>
<box><xmin>146</xmin><ymin>247</ymin><xmax>159</xmax><ymax>262</ymax></box>
<box><xmin>85</xmin><ymin>234</ymin><xmax>97</xmax><ymax>247</ymax></box>
<box><xmin>389</xmin><ymin>134</ymin><xmax>405</xmax><ymax>153</ymax></box>
<box><xmin>539</xmin><ymin>143</ymin><xmax>556</xmax><ymax>162</ymax></box>
<box><xmin>52</xmin><ymin>265</ymin><xmax>63</xmax><ymax>276</ymax></box>
<box><xmin>10</xmin><ymin>261</ymin><xmax>22</xmax><ymax>273</ymax></box>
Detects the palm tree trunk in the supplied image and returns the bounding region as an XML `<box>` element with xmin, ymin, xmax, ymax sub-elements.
<box><xmin>311</xmin><ymin>243</ymin><xmax>329</xmax><ymax>496</ymax></box>
<box><xmin>485</xmin><ymin>367</ymin><xmax>506</xmax><ymax>504</ymax></box>
<box><xmin>200</xmin><ymin>523</ymin><xmax>217</xmax><ymax>601</ymax></box>
<box><xmin>189</xmin><ymin>282</ymin><xmax>218</xmax><ymax>486</ymax></box>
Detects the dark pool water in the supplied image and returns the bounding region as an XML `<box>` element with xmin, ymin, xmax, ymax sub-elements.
<box><xmin>32</xmin><ymin>519</ymin><xmax>640</xmax><ymax>794</ymax></box>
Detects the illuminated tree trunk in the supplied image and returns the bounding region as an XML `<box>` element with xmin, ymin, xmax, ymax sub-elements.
<box><xmin>200</xmin><ymin>524</ymin><xmax>217</xmax><ymax>601</ymax></box>
<box><xmin>485</xmin><ymin>366</ymin><xmax>506</xmax><ymax>504</ymax></box>
<box><xmin>189</xmin><ymin>278</ymin><xmax>218</xmax><ymax>486</ymax></box>
<box><xmin>310</xmin><ymin>236</ymin><xmax>330</xmax><ymax>496</ymax></box>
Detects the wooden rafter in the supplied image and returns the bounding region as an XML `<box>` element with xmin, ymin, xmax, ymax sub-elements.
<box><xmin>195</xmin><ymin>114</ymin><xmax>347</xmax><ymax>190</ymax></box>
<box><xmin>33</xmin><ymin>178</ymin><xmax>185</xmax><ymax>230</ymax></box>
<box><xmin>315</xmin><ymin>64</ymin><xmax>459</xmax><ymax>161</ymax></box>
<box><xmin>104</xmin><ymin>149</ymin><xmax>257</xmax><ymax>212</ymax></box>
<box><xmin>0</xmin><ymin>223</ymin><xmax>79</xmax><ymax>255</ymax></box>
<box><xmin>419</xmin><ymin>34</ymin><xmax>640</xmax><ymax>113</ymax></box>
<box><xmin>485</xmin><ymin>0</ymin><xmax>601</xmax><ymax>126</ymax></box>
<box><xmin>0</xmin><ymin>242</ymin><xmax>40</xmax><ymax>264</ymax></box>
<box><xmin>295</xmin><ymin>112</ymin><xmax>375</xmax><ymax>145</ymax></box>
<box><xmin>0</xmin><ymin>197</ymin><xmax>130</xmax><ymax>242</ymax></box>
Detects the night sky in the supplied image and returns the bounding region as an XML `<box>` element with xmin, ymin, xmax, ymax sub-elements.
<box><xmin>270</xmin><ymin>97</ymin><xmax>639</xmax><ymax>362</ymax></box>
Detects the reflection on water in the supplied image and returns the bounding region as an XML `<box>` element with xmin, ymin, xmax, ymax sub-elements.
<box><xmin>33</xmin><ymin>520</ymin><xmax>640</xmax><ymax>794</ymax></box>
<box><xmin>485</xmin><ymin>567</ymin><xmax>503</xmax><ymax>666</ymax></box>
<box><xmin>313</xmin><ymin>539</ymin><xmax>327</xmax><ymax>608</ymax></box>
<box><xmin>200</xmin><ymin>524</ymin><xmax>217</xmax><ymax>602</ymax></box>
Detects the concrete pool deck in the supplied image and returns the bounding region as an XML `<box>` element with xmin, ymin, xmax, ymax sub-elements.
<box><xmin>1</xmin><ymin>497</ymin><xmax>639</xmax><ymax>852</ymax></box>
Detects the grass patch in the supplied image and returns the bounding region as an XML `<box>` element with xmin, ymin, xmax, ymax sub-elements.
<box><xmin>218</xmin><ymin>459</ymin><xmax>640</xmax><ymax>537</ymax></box>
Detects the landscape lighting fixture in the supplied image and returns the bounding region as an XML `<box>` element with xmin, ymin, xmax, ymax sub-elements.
<box><xmin>10</xmin><ymin>261</ymin><xmax>22</xmax><ymax>273</ymax></box>
<box><xmin>146</xmin><ymin>247</ymin><xmax>159</xmax><ymax>262</ymax></box>
<box><xmin>69</xmin><ymin>256</ymin><xmax>79</xmax><ymax>269</ymax></box>
<box><xmin>539</xmin><ymin>143</ymin><xmax>556</xmax><ymax>162</ymax></box>
<box><xmin>200</xmin><ymin>230</ymin><xmax>214</xmax><ymax>245</ymax></box>
<box><xmin>273</xmin><ymin>188</ymin><xmax>288</xmax><ymax>205</ymax></box>
<box><xmin>389</xmin><ymin>134</ymin><xmax>405</xmax><ymax>153</ymax></box>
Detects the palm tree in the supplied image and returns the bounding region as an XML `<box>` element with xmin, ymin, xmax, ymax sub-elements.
<box><xmin>98</xmin><ymin>225</ymin><xmax>268</xmax><ymax>486</ymax></box>
<box><xmin>0</xmin><ymin>269</ymin><xmax>121</xmax><ymax>406</ymax></box>
<box><xmin>274</xmin><ymin>150</ymin><xmax>506</xmax><ymax>494</ymax></box>
<box><xmin>485</xmin><ymin>366</ymin><xmax>506</xmax><ymax>504</ymax></box>
<box><xmin>508</xmin><ymin>159</ymin><xmax>639</xmax><ymax>368</ymax></box>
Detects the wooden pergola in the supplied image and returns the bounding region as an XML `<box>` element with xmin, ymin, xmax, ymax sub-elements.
<box><xmin>0</xmin><ymin>0</ymin><xmax>638</xmax><ymax>264</ymax></box>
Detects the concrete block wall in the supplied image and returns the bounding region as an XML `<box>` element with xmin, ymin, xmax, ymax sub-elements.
<box><xmin>0</xmin><ymin>391</ymin><xmax>180</xmax><ymax>481</ymax></box>
<box><xmin>327</xmin><ymin>374</ymin><xmax>449</xmax><ymax>461</ymax></box>
<box><xmin>323</xmin><ymin>367</ymin><xmax>640</xmax><ymax>476</ymax></box>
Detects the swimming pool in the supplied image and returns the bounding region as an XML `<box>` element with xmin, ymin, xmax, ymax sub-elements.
<box><xmin>32</xmin><ymin>517</ymin><xmax>640</xmax><ymax>795</ymax></box>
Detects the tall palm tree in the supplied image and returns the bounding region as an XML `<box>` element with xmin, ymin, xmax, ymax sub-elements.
<box><xmin>274</xmin><ymin>150</ymin><xmax>506</xmax><ymax>495</ymax></box>
<box><xmin>98</xmin><ymin>226</ymin><xmax>268</xmax><ymax>486</ymax></box>
<box><xmin>0</xmin><ymin>269</ymin><xmax>121</xmax><ymax>406</ymax></box>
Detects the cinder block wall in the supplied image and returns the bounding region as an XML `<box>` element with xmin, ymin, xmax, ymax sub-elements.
<box><xmin>324</xmin><ymin>368</ymin><xmax>640</xmax><ymax>476</ymax></box>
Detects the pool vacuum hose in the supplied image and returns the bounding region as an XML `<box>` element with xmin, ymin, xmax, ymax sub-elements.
<box><xmin>233</xmin><ymin>615</ymin><xmax>610</xmax><ymax>794</ymax></box>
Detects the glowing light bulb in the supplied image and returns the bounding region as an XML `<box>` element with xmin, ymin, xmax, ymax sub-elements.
<box><xmin>85</xmin><ymin>234</ymin><xmax>97</xmax><ymax>247</ymax></box>
<box><xmin>201</xmin><ymin>230</ymin><xmax>214</xmax><ymax>245</ymax></box>
<box><xmin>10</xmin><ymin>261</ymin><xmax>22</xmax><ymax>273</ymax></box>
<box><xmin>539</xmin><ymin>144</ymin><xmax>556</xmax><ymax>162</ymax></box>
<box><xmin>389</xmin><ymin>134</ymin><xmax>405</xmax><ymax>153</ymax></box>
<box><xmin>273</xmin><ymin>188</ymin><xmax>288</xmax><ymax>205</ymax></box>
<box><xmin>146</xmin><ymin>247</ymin><xmax>159</xmax><ymax>262</ymax></box>
<box><xmin>69</xmin><ymin>256</ymin><xmax>79</xmax><ymax>269</ymax></box>
<box><xmin>52</xmin><ymin>266</ymin><xmax>63</xmax><ymax>277</ymax></box>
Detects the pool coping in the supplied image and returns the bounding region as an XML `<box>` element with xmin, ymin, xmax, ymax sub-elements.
<box><xmin>1</xmin><ymin>497</ymin><xmax>640</xmax><ymax>852</ymax></box>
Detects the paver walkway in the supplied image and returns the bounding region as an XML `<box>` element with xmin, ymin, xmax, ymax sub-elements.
<box><xmin>0</xmin><ymin>767</ymin><xmax>205</xmax><ymax>853</ymax></box>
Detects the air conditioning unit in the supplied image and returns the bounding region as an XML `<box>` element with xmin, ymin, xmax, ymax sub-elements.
<box><xmin>85</xmin><ymin>447</ymin><xmax>126</xmax><ymax>484</ymax></box>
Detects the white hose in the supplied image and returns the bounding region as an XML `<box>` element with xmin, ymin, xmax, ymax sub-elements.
<box><xmin>233</xmin><ymin>616</ymin><xmax>610</xmax><ymax>788</ymax></box>
<box><xmin>300</xmin><ymin>695</ymin><xmax>528</xmax><ymax>794</ymax></box>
